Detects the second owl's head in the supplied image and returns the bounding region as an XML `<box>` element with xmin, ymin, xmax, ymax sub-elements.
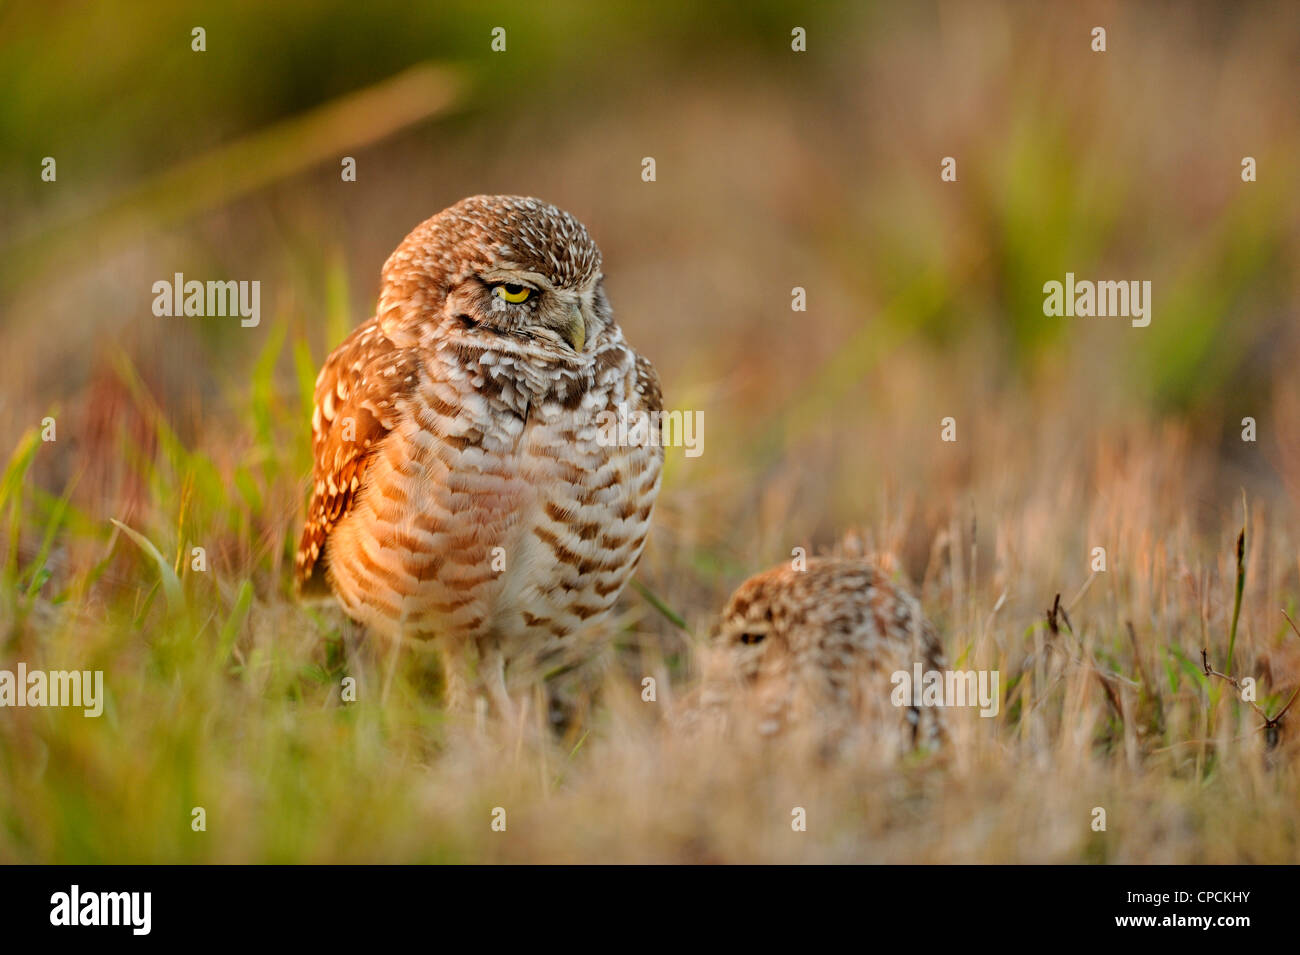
<box><xmin>715</xmin><ymin>565</ymin><xmax>804</xmax><ymax>680</ymax></box>
<box><xmin>376</xmin><ymin>195</ymin><xmax>612</xmax><ymax>360</ymax></box>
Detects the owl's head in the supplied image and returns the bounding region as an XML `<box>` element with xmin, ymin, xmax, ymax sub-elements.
<box><xmin>715</xmin><ymin>564</ymin><xmax>802</xmax><ymax>680</ymax></box>
<box><xmin>377</xmin><ymin>195</ymin><xmax>611</xmax><ymax>360</ymax></box>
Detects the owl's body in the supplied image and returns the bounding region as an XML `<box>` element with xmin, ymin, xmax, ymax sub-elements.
<box><xmin>296</xmin><ymin>196</ymin><xmax>662</xmax><ymax>711</ymax></box>
<box><xmin>689</xmin><ymin>558</ymin><xmax>945</xmax><ymax>754</ymax></box>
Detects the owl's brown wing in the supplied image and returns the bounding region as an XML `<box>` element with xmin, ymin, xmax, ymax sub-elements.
<box><xmin>631</xmin><ymin>350</ymin><xmax>663</xmax><ymax>417</ymax></box>
<box><xmin>294</xmin><ymin>318</ymin><xmax>419</xmax><ymax>595</ymax></box>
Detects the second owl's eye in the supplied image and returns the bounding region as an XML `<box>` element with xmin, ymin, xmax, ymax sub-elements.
<box><xmin>739</xmin><ymin>632</ymin><xmax>766</xmax><ymax>645</ymax></box>
<box><xmin>493</xmin><ymin>283</ymin><xmax>532</xmax><ymax>304</ymax></box>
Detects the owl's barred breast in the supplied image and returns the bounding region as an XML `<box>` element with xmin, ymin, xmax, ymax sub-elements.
<box><xmin>323</xmin><ymin>337</ymin><xmax>662</xmax><ymax>666</ymax></box>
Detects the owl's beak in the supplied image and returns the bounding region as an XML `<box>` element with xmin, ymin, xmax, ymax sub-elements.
<box><xmin>562</xmin><ymin>303</ymin><xmax>586</xmax><ymax>353</ymax></box>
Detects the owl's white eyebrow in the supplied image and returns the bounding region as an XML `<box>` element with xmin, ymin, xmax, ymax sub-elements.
<box><xmin>480</xmin><ymin>269</ymin><xmax>552</xmax><ymax>289</ymax></box>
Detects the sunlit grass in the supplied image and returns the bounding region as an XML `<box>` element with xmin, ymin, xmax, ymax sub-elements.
<box><xmin>3</xmin><ymin>342</ymin><xmax>1300</xmax><ymax>862</ymax></box>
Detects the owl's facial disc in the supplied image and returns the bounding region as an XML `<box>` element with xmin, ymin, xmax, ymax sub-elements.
<box><xmin>716</xmin><ymin>599</ymin><xmax>780</xmax><ymax>678</ymax></box>
<box><xmin>447</xmin><ymin>268</ymin><xmax>592</xmax><ymax>355</ymax></box>
<box><xmin>526</xmin><ymin>288</ymin><xmax>588</xmax><ymax>353</ymax></box>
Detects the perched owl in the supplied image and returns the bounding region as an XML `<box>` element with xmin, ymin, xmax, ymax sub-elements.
<box><xmin>295</xmin><ymin>196</ymin><xmax>663</xmax><ymax>715</ymax></box>
<box><xmin>686</xmin><ymin>557</ymin><xmax>946</xmax><ymax>754</ymax></box>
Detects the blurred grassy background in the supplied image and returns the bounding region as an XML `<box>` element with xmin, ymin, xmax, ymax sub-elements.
<box><xmin>2</xmin><ymin>0</ymin><xmax>1300</xmax><ymax>862</ymax></box>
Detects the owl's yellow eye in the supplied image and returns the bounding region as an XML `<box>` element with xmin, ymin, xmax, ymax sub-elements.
<box><xmin>493</xmin><ymin>283</ymin><xmax>532</xmax><ymax>304</ymax></box>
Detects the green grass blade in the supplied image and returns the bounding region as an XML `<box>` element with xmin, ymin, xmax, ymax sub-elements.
<box><xmin>110</xmin><ymin>519</ymin><xmax>185</xmax><ymax>614</ymax></box>
<box><xmin>1226</xmin><ymin>496</ymin><xmax>1246</xmax><ymax>676</ymax></box>
<box><xmin>630</xmin><ymin>579</ymin><xmax>690</xmax><ymax>635</ymax></box>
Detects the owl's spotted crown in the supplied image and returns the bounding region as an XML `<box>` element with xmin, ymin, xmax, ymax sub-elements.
<box><xmin>447</xmin><ymin>195</ymin><xmax>602</xmax><ymax>288</ymax></box>
<box><xmin>402</xmin><ymin>195</ymin><xmax>601</xmax><ymax>285</ymax></box>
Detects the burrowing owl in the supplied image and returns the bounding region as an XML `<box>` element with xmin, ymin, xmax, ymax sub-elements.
<box><xmin>295</xmin><ymin>196</ymin><xmax>662</xmax><ymax>714</ymax></box>
<box><xmin>690</xmin><ymin>557</ymin><xmax>945</xmax><ymax>753</ymax></box>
